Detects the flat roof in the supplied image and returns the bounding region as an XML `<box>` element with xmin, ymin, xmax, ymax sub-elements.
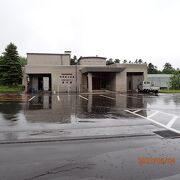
<box><xmin>27</xmin><ymin>53</ymin><xmax>70</xmax><ymax>56</ymax></box>
<box><xmin>80</xmin><ymin>67</ymin><xmax>125</xmax><ymax>73</ymax></box>
<box><xmin>79</xmin><ymin>56</ymin><xmax>107</xmax><ymax>60</ymax></box>
<box><xmin>148</xmin><ymin>74</ymin><xmax>172</xmax><ymax>77</ymax></box>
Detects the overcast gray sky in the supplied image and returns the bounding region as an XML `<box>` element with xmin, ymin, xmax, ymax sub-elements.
<box><xmin>0</xmin><ymin>0</ymin><xmax>180</xmax><ymax>69</ymax></box>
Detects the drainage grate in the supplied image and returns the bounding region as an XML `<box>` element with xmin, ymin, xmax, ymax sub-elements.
<box><xmin>154</xmin><ymin>130</ymin><xmax>180</xmax><ymax>139</ymax></box>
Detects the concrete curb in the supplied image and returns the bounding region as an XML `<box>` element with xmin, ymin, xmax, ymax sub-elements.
<box><xmin>0</xmin><ymin>133</ymin><xmax>156</xmax><ymax>144</ymax></box>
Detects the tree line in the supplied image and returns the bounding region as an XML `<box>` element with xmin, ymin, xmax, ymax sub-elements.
<box><xmin>105</xmin><ymin>58</ymin><xmax>178</xmax><ymax>74</ymax></box>
<box><xmin>105</xmin><ymin>58</ymin><xmax>180</xmax><ymax>89</ymax></box>
<box><xmin>71</xmin><ymin>56</ymin><xmax>179</xmax><ymax>74</ymax></box>
<box><xmin>0</xmin><ymin>43</ymin><xmax>179</xmax><ymax>89</ymax></box>
<box><xmin>71</xmin><ymin>56</ymin><xmax>180</xmax><ymax>89</ymax></box>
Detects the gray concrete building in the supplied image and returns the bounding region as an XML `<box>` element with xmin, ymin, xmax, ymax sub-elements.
<box><xmin>24</xmin><ymin>53</ymin><xmax>147</xmax><ymax>93</ymax></box>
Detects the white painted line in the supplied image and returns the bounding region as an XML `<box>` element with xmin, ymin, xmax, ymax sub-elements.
<box><xmin>148</xmin><ymin>111</ymin><xmax>159</xmax><ymax>118</ymax></box>
<box><xmin>79</xmin><ymin>95</ymin><xmax>88</xmax><ymax>101</ymax></box>
<box><xmin>100</xmin><ymin>95</ymin><xmax>115</xmax><ymax>100</ymax></box>
<box><xmin>57</xmin><ymin>95</ymin><xmax>61</xmax><ymax>101</ymax></box>
<box><xmin>28</xmin><ymin>96</ymin><xmax>36</xmax><ymax>102</ymax></box>
<box><xmin>148</xmin><ymin>110</ymin><xmax>179</xmax><ymax>119</ymax></box>
<box><xmin>134</xmin><ymin>109</ymin><xmax>142</xmax><ymax>113</ymax></box>
<box><xmin>167</xmin><ymin>116</ymin><xmax>178</xmax><ymax>128</ymax></box>
<box><xmin>125</xmin><ymin>110</ymin><xmax>180</xmax><ymax>134</ymax></box>
<box><xmin>129</xmin><ymin>108</ymin><xmax>180</xmax><ymax>119</ymax></box>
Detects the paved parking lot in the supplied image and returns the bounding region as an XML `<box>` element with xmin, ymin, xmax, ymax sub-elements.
<box><xmin>1</xmin><ymin>93</ymin><xmax>180</xmax><ymax>180</ymax></box>
<box><xmin>0</xmin><ymin>92</ymin><xmax>180</xmax><ymax>142</ymax></box>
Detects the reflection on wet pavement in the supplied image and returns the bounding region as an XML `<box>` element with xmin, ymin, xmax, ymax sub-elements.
<box><xmin>0</xmin><ymin>93</ymin><xmax>180</xmax><ymax>124</ymax></box>
<box><xmin>28</xmin><ymin>95</ymin><xmax>52</xmax><ymax>110</ymax></box>
<box><xmin>0</xmin><ymin>93</ymin><xmax>180</xmax><ymax>140</ymax></box>
<box><xmin>0</xmin><ymin>94</ymin><xmax>30</xmax><ymax>102</ymax></box>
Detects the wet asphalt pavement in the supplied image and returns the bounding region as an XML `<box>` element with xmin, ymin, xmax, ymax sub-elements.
<box><xmin>0</xmin><ymin>93</ymin><xmax>180</xmax><ymax>141</ymax></box>
<box><xmin>1</xmin><ymin>136</ymin><xmax>180</xmax><ymax>180</ymax></box>
<box><xmin>0</xmin><ymin>92</ymin><xmax>180</xmax><ymax>179</ymax></box>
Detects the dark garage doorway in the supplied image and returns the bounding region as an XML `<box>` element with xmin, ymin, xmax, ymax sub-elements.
<box><xmin>28</xmin><ymin>74</ymin><xmax>52</xmax><ymax>93</ymax></box>
<box><xmin>127</xmin><ymin>72</ymin><xmax>144</xmax><ymax>91</ymax></box>
<box><xmin>91</xmin><ymin>72</ymin><xmax>116</xmax><ymax>91</ymax></box>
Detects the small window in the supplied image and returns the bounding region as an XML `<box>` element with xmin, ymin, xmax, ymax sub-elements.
<box><xmin>62</xmin><ymin>81</ymin><xmax>64</xmax><ymax>84</ymax></box>
<box><xmin>70</xmin><ymin>81</ymin><xmax>72</xmax><ymax>84</ymax></box>
<box><xmin>66</xmin><ymin>81</ymin><xmax>68</xmax><ymax>84</ymax></box>
<box><xmin>73</xmin><ymin>76</ymin><xmax>74</xmax><ymax>78</ymax></box>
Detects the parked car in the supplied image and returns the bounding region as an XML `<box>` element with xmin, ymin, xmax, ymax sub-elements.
<box><xmin>137</xmin><ymin>81</ymin><xmax>160</xmax><ymax>94</ymax></box>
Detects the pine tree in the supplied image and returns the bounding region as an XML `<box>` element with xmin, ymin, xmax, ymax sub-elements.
<box><xmin>0</xmin><ymin>43</ymin><xmax>22</xmax><ymax>85</ymax></box>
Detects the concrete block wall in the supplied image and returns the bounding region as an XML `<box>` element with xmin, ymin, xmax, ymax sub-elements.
<box><xmin>27</xmin><ymin>53</ymin><xmax>70</xmax><ymax>66</ymax></box>
<box><xmin>79</xmin><ymin>57</ymin><xmax>106</xmax><ymax>66</ymax></box>
<box><xmin>113</xmin><ymin>63</ymin><xmax>147</xmax><ymax>92</ymax></box>
<box><xmin>25</xmin><ymin>54</ymin><xmax>147</xmax><ymax>93</ymax></box>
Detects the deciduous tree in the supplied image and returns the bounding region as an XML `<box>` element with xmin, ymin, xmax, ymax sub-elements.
<box><xmin>123</xmin><ymin>59</ymin><xmax>127</xmax><ymax>64</ymax></box>
<box><xmin>70</xmin><ymin>55</ymin><xmax>77</xmax><ymax>65</ymax></box>
<box><xmin>19</xmin><ymin>56</ymin><xmax>27</xmax><ymax>66</ymax></box>
<box><xmin>147</xmin><ymin>63</ymin><xmax>159</xmax><ymax>74</ymax></box>
<box><xmin>114</xmin><ymin>59</ymin><xmax>120</xmax><ymax>63</ymax></box>
<box><xmin>162</xmin><ymin>62</ymin><xmax>175</xmax><ymax>74</ymax></box>
<box><xmin>170</xmin><ymin>70</ymin><xmax>180</xmax><ymax>89</ymax></box>
<box><xmin>106</xmin><ymin>58</ymin><xmax>114</xmax><ymax>65</ymax></box>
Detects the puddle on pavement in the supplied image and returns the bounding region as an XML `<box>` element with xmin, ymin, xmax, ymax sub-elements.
<box><xmin>0</xmin><ymin>93</ymin><xmax>180</xmax><ymax>132</ymax></box>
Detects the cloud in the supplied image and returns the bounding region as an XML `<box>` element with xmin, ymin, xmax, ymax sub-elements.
<box><xmin>0</xmin><ymin>0</ymin><xmax>180</xmax><ymax>69</ymax></box>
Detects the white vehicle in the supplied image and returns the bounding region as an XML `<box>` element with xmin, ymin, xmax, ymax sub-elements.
<box><xmin>137</xmin><ymin>81</ymin><xmax>160</xmax><ymax>94</ymax></box>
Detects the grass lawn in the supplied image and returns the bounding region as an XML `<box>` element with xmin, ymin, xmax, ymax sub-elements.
<box><xmin>0</xmin><ymin>85</ymin><xmax>24</xmax><ymax>93</ymax></box>
<box><xmin>160</xmin><ymin>89</ymin><xmax>180</xmax><ymax>93</ymax></box>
